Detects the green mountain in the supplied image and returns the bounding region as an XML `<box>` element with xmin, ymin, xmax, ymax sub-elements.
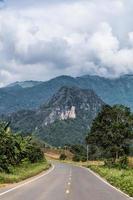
<box><xmin>3</xmin><ymin>87</ymin><xmax>104</xmax><ymax>146</ymax></box>
<box><xmin>0</xmin><ymin>74</ymin><xmax>133</xmax><ymax>114</ymax></box>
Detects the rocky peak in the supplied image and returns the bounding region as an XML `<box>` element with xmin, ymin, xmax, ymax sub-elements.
<box><xmin>40</xmin><ymin>86</ymin><xmax>104</xmax><ymax>125</ymax></box>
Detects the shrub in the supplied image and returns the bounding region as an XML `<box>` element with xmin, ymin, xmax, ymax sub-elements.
<box><xmin>72</xmin><ymin>154</ymin><xmax>80</xmax><ymax>162</ymax></box>
<box><xmin>0</xmin><ymin>122</ymin><xmax>45</xmax><ymax>172</ymax></box>
<box><xmin>60</xmin><ymin>153</ymin><xmax>67</xmax><ymax>160</ymax></box>
<box><xmin>118</xmin><ymin>156</ymin><xmax>129</xmax><ymax>169</ymax></box>
<box><xmin>104</xmin><ymin>158</ymin><xmax>116</xmax><ymax>168</ymax></box>
<box><xmin>81</xmin><ymin>156</ymin><xmax>87</xmax><ymax>162</ymax></box>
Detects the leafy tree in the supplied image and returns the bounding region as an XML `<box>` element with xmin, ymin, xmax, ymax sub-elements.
<box><xmin>0</xmin><ymin>121</ymin><xmax>44</xmax><ymax>172</ymax></box>
<box><xmin>24</xmin><ymin>137</ymin><xmax>44</xmax><ymax>163</ymax></box>
<box><xmin>70</xmin><ymin>145</ymin><xmax>87</xmax><ymax>162</ymax></box>
<box><xmin>0</xmin><ymin>122</ymin><xmax>19</xmax><ymax>172</ymax></box>
<box><xmin>86</xmin><ymin>105</ymin><xmax>133</xmax><ymax>163</ymax></box>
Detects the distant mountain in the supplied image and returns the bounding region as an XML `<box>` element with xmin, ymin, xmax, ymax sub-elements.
<box><xmin>3</xmin><ymin>87</ymin><xmax>104</xmax><ymax>146</ymax></box>
<box><xmin>0</xmin><ymin>74</ymin><xmax>133</xmax><ymax>114</ymax></box>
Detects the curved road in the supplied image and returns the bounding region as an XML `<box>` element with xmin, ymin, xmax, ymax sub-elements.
<box><xmin>0</xmin><ymin>162</ymin><xmax>131</xmax><ymax>200</ymax></box>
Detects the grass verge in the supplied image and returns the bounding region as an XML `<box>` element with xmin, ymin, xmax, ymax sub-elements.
<box><xmin>0</xmin><ymin>160</ymin><xmax>50</xmax><ymax>184</ymax></box>
<box><xmin>89</xmin><ymin>165</ymin><xmax>133</xmax><ymax>197</ymax></box>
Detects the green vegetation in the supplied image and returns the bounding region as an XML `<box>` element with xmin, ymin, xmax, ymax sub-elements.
<box><xmin>86</xmin><ymin>105</ymin><xmax>133</xmax><ymax>165</ymax></box>
<box><xmin>3</xmin><ymin>86</ymin><xmax>104</xmax><ymax>147</ymax></box>
<box><xmin>0</xmin><ymin>121</ymin><xmax>45</xmax><ymax>173</ymax></box>
<box><xmin>38</xmin><ymin>119</ymin><xmax>88</xmax><ymax>146</ymax></box>
<box><xmin>59</xmin><ymin>153</ymin><xmax>67</xmax><ymax>160</ymax></box>
<box><xmin>0</xmin><ymin>121</ymin><xmax>50</xmax><ymax>184</ymax></box>
<box><xmin>86</xmin><ymin>105</ymin><xmax>133</xmax><ymax>197</ymax></box>
<box><xmin>69</xmin><ymin>145</ymin><xmax>87</xmax><ymax>162</ymax></box>
<box><xmin>89</xmin><ymin>165</ymin><xmax>133</xmax><ymax>197</ymax></box>
<box><xmin>0</xmin><ymin>161</ymin><xmax>50</xmax><ymax>184</ymax></box>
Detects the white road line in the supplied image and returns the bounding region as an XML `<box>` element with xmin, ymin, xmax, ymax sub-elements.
<box><xmin>66</xmin><ymin>190</ymin><xmax>70</xmax><ymax>194</ymax></box>
<box><xmin>68</xmin><ymin>182</ymin><xmax>71</xmax><ymax>185</ymax></box>
<box><xmin>0</xmin><ymin>164</ymin><xmax>55</xmax><ymax>197</ymax></box>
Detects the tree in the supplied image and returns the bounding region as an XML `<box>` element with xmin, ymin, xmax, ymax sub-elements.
<box><xmin>70</xmin><ymin>145</ymin><xmax>87</xmax><ymax>162</ymax></box>
<box><xmin>0</xmin><ymin>121</ymin><xmax>44</xmax><ymax>172</ymax></box>
<box><xmin>86</xmin><ymin>105</ymin><xmax>133</xmax><ymax>163</ymax></box>
<box><xmin>24</xmin><ymin>136</ymin><xmax>44</xmax><ymax>163</ymax></box>
<box><xmin>0</xmin><ymin>122</ymin><xmax>19</xmax><ymax>172</ymax></box>
<box><xmin>60</xmin><ymin>153</ymin><xmax>67</xmax><ymax>160</ymax></box>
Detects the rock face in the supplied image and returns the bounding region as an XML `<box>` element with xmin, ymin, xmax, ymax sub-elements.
<box><xmin>45</xmin><ymin>106</ymin><xmax>76</xmax><ymax>125</ymax></box>
<box><xmin>60</xmin><ymin>106</ymin><xmax>76</xmax><ymax>120</ymax></box>
<box><xmin>3</xmin><ymin>86</ymin><xmax>104</xmax><ymax>146</ymax></box>
<box><xmin>38</xmin><ymin>86</ymin><xmax>104</xmax><ymax>127</ymax></box>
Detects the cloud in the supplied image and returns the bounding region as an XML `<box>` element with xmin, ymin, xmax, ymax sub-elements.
<box><xmin>0</xmin><ymin>0</ymin><xmax>133</xmax><ymax>85</ymax></box>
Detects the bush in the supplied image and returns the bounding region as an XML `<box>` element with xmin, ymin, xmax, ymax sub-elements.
<box><xmin>104</xmin><ymin>156</ymin><xmax>129</xmax><ymax>169</ymax></box>
<box><xmin>60</xmin><ymin>153</ymin><xmax>67</xmax><ymax>160</ymax></box>
<box><xmin>0</xmin><ymin>122</ymin><xmax>45</xmax><ymax>172</ymax></box>
<box><xmin>72</xmin><ymin>154</ymin><xmax>80</xmax><ymax>162</ymax></box>
<box><xmin>118</xmin><ymin>156</ymin><xmax>129</xmax><ymax>169</ymax></box>
<box><xmin>26</xmin><ymin>144</ymin><xmax>44</xmax><ymax>163</ymax></box>
<box><xmin>81</xmin><ymin>156</ymin><xmax>87</xmax><ymax>162</ymax></box>
<box><xmin>104</xmin><ymin>158</ymin><xmax>116</xmax><ymax>168</ymax></box>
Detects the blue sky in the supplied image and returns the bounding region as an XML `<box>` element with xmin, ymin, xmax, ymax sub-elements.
<box><xmin>0</xmin><ymin>0</ymin><xmax>133</xmax><ymax>86</ymax></box>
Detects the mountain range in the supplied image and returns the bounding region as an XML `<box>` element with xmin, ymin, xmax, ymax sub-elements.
<box><xmin>1</xmin><ymin>74</ymin><xmax>133</xmax><ymax>146</ymax></box>
<box><xmin>0</xmin><ymin>74</ymin><xmax>133</xmax><ymax>114</ymax></box>
<box><xmin>2</xmin><ymin>86</ymin><xmax>104</xmax><ymax>146</ymax></box>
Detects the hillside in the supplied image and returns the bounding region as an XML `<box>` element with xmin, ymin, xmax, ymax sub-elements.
<box><xmin>3</xmin><ymin>87</ymin><xmax>104</xmax><ymax>146</ymax></box>
<box><xmin>0</xmin><ymin>74</ymin><xmax>133</xmax><ymax>114</ymax></box>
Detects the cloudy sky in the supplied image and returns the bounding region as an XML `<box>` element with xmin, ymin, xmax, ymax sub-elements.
<box><xmin>0</xmin><ymin>0</ymin><xmax>133</xmax><ymax>86</ymax></box>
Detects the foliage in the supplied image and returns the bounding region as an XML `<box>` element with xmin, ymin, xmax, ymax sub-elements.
<box><xmin>89</xmin><ymin>165</ymin><xmax>133</xmax><ymax>197</ymax></box>
<box><xmin>60</xmin><ymin>153</ymin><xmax>67</xmax><ymax>160</ymax></box>
<box><xmin>0</xmin><ymin>122</ymin><xmax>44</xmax><ymax>173</ymax></box>
<box><xmin>118</xmin><ymin>156</ymin><xmax>129</xmax><ymax>169</ymax></box>
<box><xmin>38</xmin><ymin>119</ymin><xmax>89</xmax><ymax>146</ymax></box>
<box><xmin>70</xmin><ymin>145</ymin><xmax>87</xmax><ymax>162</ymax></box>
<box><xmin>0</xmin><ymin>161</ymin><xmax>50</xmax><ymax>184</ymax></box>
<box><xmin>87</xmin><ymin>105</ymin><xmax>133</xmax><ymax>162</ymax></box>
<box><xmin>72</xmin><ymin>154</ymin><xmax>81</xmax><ymax>162</ymax></box>
<box><xmin>104</xmin><ymin>156</ymin><xmax>128</xmax><ymax>169</ymax></box>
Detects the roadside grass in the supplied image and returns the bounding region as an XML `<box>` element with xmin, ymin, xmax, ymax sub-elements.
<box><xmin>0</xmin><ymin>160</ymin><xmax>50</xmax><ymax>184</ymax></box>
<box><xmin>89</xmin><ymin>165</ymin><xmax>133</xmax><ymax>197</ymax></box>
<box><xmin>129</xmin><ymin>157</ymin><xmax>133</xmax><ymax>167</ymax></box>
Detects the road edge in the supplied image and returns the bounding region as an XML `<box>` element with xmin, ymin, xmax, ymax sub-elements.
<box><xmin>81</xmin><ymin>165</ymin><xmax>133</xmax><ymax>199</ymax></box>
<box><xmin>0</xmin><ymin>164</ymin><xmax>55</xmax><ymax>197</ymax></box>
<box><xmin>58</xmin><ymin>160</ymin><xmax>133</xmax><ymax>199</ymax></box>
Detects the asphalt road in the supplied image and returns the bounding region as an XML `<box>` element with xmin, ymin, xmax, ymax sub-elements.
<box><xmin>0</xmin><ymin>162</ymin><xmax>131</xmax><ymax>200</ymax></box>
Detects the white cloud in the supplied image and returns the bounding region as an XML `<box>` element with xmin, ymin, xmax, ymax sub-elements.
<box><xmin>0</xmin><ymin>0</ymin><xmax>133</xmax><ymax>85</ymax></box>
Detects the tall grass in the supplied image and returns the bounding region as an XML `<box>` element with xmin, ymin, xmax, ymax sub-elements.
<box><xmin>0</xmin><ymin>160</ymin><xmax>50</xmax><ymax>184</ymax></box>
<box><xmin>89</xmin><ymin>165</ymin><xmax>133</xmax><ymax>197</ymax></box>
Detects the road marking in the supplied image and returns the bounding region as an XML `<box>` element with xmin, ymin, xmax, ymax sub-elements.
<box><xmin>66</xmin><ymin>190</ymin><xmax>70</xmax><ymax>194</ymax></box>
<box><xmin>68</xmin><ymin>182</ymin><xmax>71</xmax><ymax>185</ymax></box>
<box><xmin>0</xmin><ymin>164</ymin><xmax>55</xmax><ymax>197</ymax></box>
